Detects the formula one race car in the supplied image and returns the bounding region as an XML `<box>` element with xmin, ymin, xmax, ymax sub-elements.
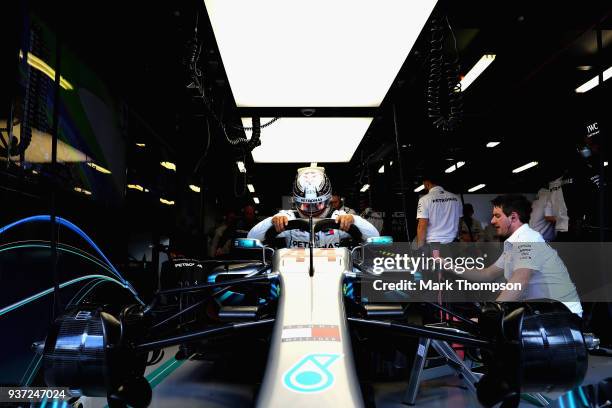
<box><xmin>34</xmin><ymin>217</ymin><xmax>596</xmax><ymax>408</ymax></box>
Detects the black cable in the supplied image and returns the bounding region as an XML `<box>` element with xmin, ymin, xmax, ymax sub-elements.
<box><xmin>192</xmin><ymin>116</ymin><xmax>212</xmax><ymax>176</ymax></box>
<box><xmin>426</xmin><ymin>16</ymin><xmax>463</xmax><ymax>133</ymax></box>
<box><xmin>0</xmin><ymin>118</ymin><xmax>31</xmax><ymax>158</ymax></box>
<box><xmin>392</xmin><ymin>104</ymin><xmax>410</xmax><ymax>241</ymax></box>
<box><xmin>181</xmin><ymin>14</ymin><xmax>277</xmax><ymax>151</ymax></box>
<box><xmin>182</xmin><ymin>11</ymin><xmax>271</xmax><ymax>150</ymax></box>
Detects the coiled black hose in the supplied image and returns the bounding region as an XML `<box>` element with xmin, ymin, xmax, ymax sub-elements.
<box><xmin>426</xmin><ymin>17</ymin><xmax>463</xmax><ymax>132</ymax></box>
<box><xmin>183</xmin><ymin>13</ymin><xmax>273</xmax><ymax>152</ymax></box>
<box><xmin>0</xmin><ymin>118</ymin><xmax>31</xmax><ymax>159</ymax></box>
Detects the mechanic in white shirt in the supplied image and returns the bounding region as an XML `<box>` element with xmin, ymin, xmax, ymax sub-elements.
<box><xmin>529</xmin><ymin>188</ymin><xmax>556</xmax><ymax>241</ymax></box>
<box><xmin>248</xmin><ymin>167</ymin><xmax>379</xmax><ymax>248</ymax></box>
<box><xmin>450</xmin><ymin>194</ymin><xmax>582</xmax><ymax>315</ymax></box>
<box><xmin>330</xmin><ymin>192</ymin><xmax>357</xmax><ymax>215</ymax></box>
<box><xmin>416</xmin><ymin>175</ymin><xmax>462</xmax><ymax>248</ymax></box>
<box><xmin>548</xmin><ymin>177</ymin><xmax>570</xmax><ymax>237</ymax></box>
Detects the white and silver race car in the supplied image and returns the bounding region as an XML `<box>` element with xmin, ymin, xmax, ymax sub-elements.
<box><xmin>38</xmin><ymin>218</ymin><xmax>594</xmax><ymax>408</ymax></box>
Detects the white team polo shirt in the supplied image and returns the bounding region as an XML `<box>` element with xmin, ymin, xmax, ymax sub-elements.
<box><xmin>548</xmin><ymin>177</ymin><xmax>570</xmax><ymax>232</ymax></box>
<box><xmin>416</xmin><ymin>186</ymin><xmax>462</xmax><ymax>244</ymax></box>
<box><xmin>494</xmin><ymin>224</ymin><xmax>582</xmax><ymax>315</ymax></box>
<box><xmin>529</xmin><ymin>188</ymin><xmax>556</xmax><ymax>241</ymax></box>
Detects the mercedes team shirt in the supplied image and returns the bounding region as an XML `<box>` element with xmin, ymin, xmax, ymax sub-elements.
<box><xmin>416</xmin><ymin>186</ymin><xmax>462</xmax><ymax>244</ymax></box>
<box><xmin>493</xmin><ymin>223</ymin><xmax>582</xmax><ymax>315</ymax></box>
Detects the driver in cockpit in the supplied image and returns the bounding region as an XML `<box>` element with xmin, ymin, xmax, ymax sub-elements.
<box><xmin>247</xmin><ymin>166</ymin><xmax>379</xmax><ymax>248</ymax></box>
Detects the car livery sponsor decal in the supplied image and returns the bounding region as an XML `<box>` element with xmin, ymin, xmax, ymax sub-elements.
<box><xmin>283</xmin><ymin>353</ymin><xmax>342</xmax><ymax>393</ymax></box>
<box><xmin>281</xmin><ymin>325</ymin><xmax>341</xmax><ymax>342</ymax></box>
<box><xmin>282</xmin><ymin>248</ymin><xmax>338</xmax><ymax>262</ymax></box>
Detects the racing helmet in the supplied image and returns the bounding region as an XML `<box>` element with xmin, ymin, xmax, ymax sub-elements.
<box><xmin>292</xmin><ymin>166</ymin><xmax>332</xmax><ymax>218</ymax></box>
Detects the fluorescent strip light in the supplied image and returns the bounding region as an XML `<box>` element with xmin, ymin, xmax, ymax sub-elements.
<box><xmin>74</xmin><ymin>187</ymin><xmax>92</xmax><ymax>195</ymax></box>
<box><xmin>242</xmin><ymin>117</ymin><xmax>373</xmax><ymax>163</ymax></box>
<box><xmin>486</xmin><ymin>142</ymin><xmax>500</xmax><ymax>148</ymax></box>
<box><xmin>19</xmin><ymin>50</ymin><xmax>74</xmax><ymax>90</ymax></box>
<box><xmin>445</xmin><ymin>161</ymin><xmax>465</xmax><ymax>174</ymax></box>
<box><xmin>253</xmin><ymin>197</ymin><xmax>260</xmax><ymax>204</ymax></box>
<box><xmin>160</xmin><ymin>198</ymin><xmax>175</xmax><ymax>206</ymax></box>
<box><xmin>512</xmin><ymin>161</ymin><xmax>538</xmax><ymax>173</ymax></box>
<box><xmin>135</xmin><ymin>143</ymin><xmax>146</xmax><ymax>147</ymax></box>
<box><xmin>460</xmin><ymin>54</ymin><xmax>496</xmax><ymax>91</ymax></box>
<box><xmin>205</xmin><ymin>0</ymin><xmax>437</xmax><ymax>107</ymax></box>
<box><xmin>160</xmin><ymin>161</ymin><xmax>176</xmax><ymax>171</ymax></box>
<box><xmin>127</xmin><ymin>184</ymin><xmax>144</xmax><ymax>192</ymax></box>
<box><xmin>414</xmin><ymin>184</ymin><xmax>425</xmax><ymax>193</ymax></box>
<box><xmin>236</xmin><ymin>161</ymin><xmax>246</xmax><ymax>173</ymax></box>
<box><xmin>360</xmin><ymin>184</ymin><xmax>370</xmax><ymax>192</ymax></box>
<box><xmin>378</xmin><ymin>165</ymin><xmax>385</xmax><ymax>174</ymax></box>
<box><xmin>189</xmin><ymin>184</ymin><xmax>201</xmax><ymax>193</ymax></box>
<box><xmin>87</xmin><ymin>162</ymin><xmax>111</xmax><ymax>174</ymax></box>
<box><xmin>468</xmin><ymin>184</ymin><xmax>486</xmax><ymax>192</ymax></box>
<box><xmin>575</xmin><ymin>66</ymin><xmax>612</xmax><ymax>93</ymax></box>
<box><xmin>247</xmin><ymin>184</ymin><xmax>255</xmax><ymax>193</ymax></box>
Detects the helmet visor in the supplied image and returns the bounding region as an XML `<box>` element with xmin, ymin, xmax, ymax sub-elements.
<box><xmin>297</xmin><ymin>201</ymin><xmax>328</xmax><ymax>217</ymax></box>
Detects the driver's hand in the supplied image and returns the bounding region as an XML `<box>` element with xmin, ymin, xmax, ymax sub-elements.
<box><xmin>272</xmin><ymin>215</ymin><xmax>289</xmax><ymax>233</ymax></box>
<box><xmin>336</xmin><ymin>214</ymin><xmax>355</xmax><ymax>232</ymax></box>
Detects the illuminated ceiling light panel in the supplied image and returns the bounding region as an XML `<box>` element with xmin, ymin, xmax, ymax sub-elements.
<box><xmin>460</xmin><ymin>54</ymin><xmax>496</xmax><ymax>91</ymax></box>
<box><xmin>486</xmin><ymin>141</ymin><xmax>500</xmax><ymax>148</ymax></box>
<box><xmin>378</xmin><ymin>165</ymin><xmax>385</xmax><ymax>174</ymax></box>
<box><xmin>575</xmin><ymin>66</ymin><xmax>612</xmax><ymax>93</ymax></box>
<box><xmin>135</xmin><ymin>143</ymin><xmax>146</xmax><ymax>147</ymax></box>
<box><xmin>414</xmin><ymin>184</ymin><xmax>425</xmax><ymax>193</ymax></box>
<box><xmin>253</xmin><ymin>197</ymin><xmax>260</xmax><ymax>204</ymax></box>
<box><xmin>160</xmin><ymin>161</ymin><xmax>176</xmax><ymax>171</ymax></box>
<box><xmin>445</xmin><ymin>161</ymin><xmax>465</xmax><ymax>174</ymax></box>
<box><xmin>189</xmin><ymin>184</ymin><xmax>201</xmax><ymax>193</ymax></box>
<box><xmin>19</xmin><ymin>51</ymin><xmax>74</xmax><ymax>90</ymax></box>
<box><xmin>205</xmin><ymin>0</ymin><xmax>438</xmax><ymax>107</ymax></box>
<box><xmin>160</xmin><ymin>198</ymin><xmax>175</xmax><ymax>206</ymax></box>
<box><xmin>247</xmin><ymin>184</ymin><xmax>255</xmax><ymax>193</ymax></box>
<box><xmin>242</xmin><ymin>117</ymin><xmax>373</xmax><ymax>163</ymax></box>
<box><xmin>604</xmin><ymin>161</ymin><xmax>608</xmax><ymax>167</ymax></box>
<box><xmin>360</xmin><ymin>184</ymin><xmax>370</xmax><ymax>192</ymax></box>
<box><xmin>468</xmin><ymin>184</ymin><xmax>485</xmax><ymax>192</ymax></box>
<box><xmin>74</xmin><ymin>187</ymin><xmax>92</xmax><ymax>195</ymax></box>
<box><xmin>127</xmin><ymin>184</ymin><xmax>144</xmax><ymax>192</ymax></box>
<box><xmin>87</xmin><ymin>162</ymin><xmax>111</xmax><ymax>174</ymax></box>
<box><xmin>512</xmin><ymin>161</ymin><xmax>538</xmax><ymax>173</ymax></box>
<box><xmin>236</xmin><ymin>161</ymin><xmax>246</xmax><ymax>173</ymax></box>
